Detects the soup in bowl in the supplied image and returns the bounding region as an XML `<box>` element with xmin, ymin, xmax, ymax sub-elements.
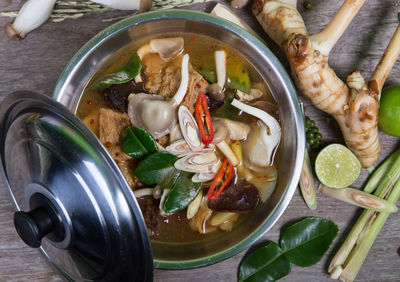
<box><xmin>54</xmin><ymin>10</ymin><xmax>304</xmax><ymax>269</ymax></box>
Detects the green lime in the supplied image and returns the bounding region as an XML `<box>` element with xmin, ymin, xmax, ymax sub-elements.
<box><xmin>315</xmin><ymin>144</ymin><xmax>361</xmax><ymax>188</ymax></box>
<box><xmin>379</xmin><ymin>86</ymin><xmax>400</xmax><ymax>136</ymax></box>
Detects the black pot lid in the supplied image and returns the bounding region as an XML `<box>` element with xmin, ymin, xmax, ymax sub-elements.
<box><xmin>0</xmin><ymin>91</ymin><xmax>153</xmax><ymax>281</ymax></box>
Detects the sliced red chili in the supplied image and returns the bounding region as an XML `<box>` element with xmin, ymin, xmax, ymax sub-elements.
<box><xmin>208</xmin><ymin>158</ymin><xmax>235</xmax><ymax>200</ymax></box>
<box><xmin>195</xmin><ymin>92</ymin><xmax>214</xmax><ymax>146</ymax></box>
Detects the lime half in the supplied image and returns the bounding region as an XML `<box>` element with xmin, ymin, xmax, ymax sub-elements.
<box><xmin>315</xmin><ymin>144</ymin><xmax>361</xmax><ymax>188</ymax></box>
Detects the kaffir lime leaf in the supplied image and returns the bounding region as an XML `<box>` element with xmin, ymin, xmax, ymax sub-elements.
<box><xmin>315</xmin><ymin>144</ymin><xmax>361</xmax><ymax>188</ymax></box>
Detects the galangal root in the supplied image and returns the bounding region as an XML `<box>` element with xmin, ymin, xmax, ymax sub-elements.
<box><xmin>252</xmin><ymin>0</ymin><xmax>400</xmax><ymax>168</ymax></box>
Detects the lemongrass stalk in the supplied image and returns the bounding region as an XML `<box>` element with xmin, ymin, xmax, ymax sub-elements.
<box><xmin>364</xmin><ymin>148</ymin><xmax>400</xmax><ymax>193</ymax></box>
<box><xmin>328</xmin><ymin>148</ymin><xmax>400</xmax><ymax>273</ymax></box>
<box><xmin>299</xmin><ymin>149</ymin><xmax>317</xmax><ymax>210</ymax></box>
<box><xmin>319</xmin><ymin>184</ymin><xmax>397</xmax><ymax>213</ymax></box>
<box><xmin>339</xmin><ymin>179</ymin><xmax>400</xmax><ymax>281</ymax></box>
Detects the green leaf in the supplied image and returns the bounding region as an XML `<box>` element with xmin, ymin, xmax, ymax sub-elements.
<box><xmin>164</xmin><ymin>171</ymin><xmax>201</xmax><ymax>213</ymax></box>
<box><xmin>92</xmin><ymin>52</ymin><xmax>142</xmax><ymax>90</ymax></box>
<box><xmin>280</xmin><ymin>217</ymin><xmax>338</xmax><ymax>267</ymax></box>
<box><xmin>121</xmin><ymin>126</ymin><xmax>157</xmax><ymax>159</ymax></box>
<box><xmin>135</xmin><ymin>152</ymin><xmax>179</xmax><ymax>186</ymax></box>
<box><xmin>239</xmin><ymin>242</ymin><xmax>291</xmax><ymax>282</ymax></box>
<box><xmin>212</xmin><ymin>100</ymin><xmax>240</xmax><ymax>121</ymax></box>
<box><xmin>194</xmin><ymin>53</ymin><xmax>251</xmax><ymax>93</ymax></box>
<box><xmin>226</xmin><ymin>61</ymin><xmax>251</xmax><ymax>93</ymax></box>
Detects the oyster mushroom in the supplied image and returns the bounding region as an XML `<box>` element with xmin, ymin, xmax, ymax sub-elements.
<box><xmin>231</xmin><ymin>99</ymin><xmax>281</xmax><ymax>168</ymax></box>
<box><xmin>211</xmin><ymin>117</ymin><xmax>250</xmax><ymax>167</ymax></box>
<box><xmin>127</xmin><ymin>54</ymin><xmax>189</xmax><ymax>139</ymax></box>
<box><xmin>135</xmin><ymin>37</ymin><xmax>184</xmax><ymax>83</ymax></box>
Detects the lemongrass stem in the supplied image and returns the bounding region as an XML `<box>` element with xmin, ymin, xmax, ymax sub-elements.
<box><xmin>319</xmin><ymin>184</ymin><xmax>397</xmax><ymax>213</ymax></box>
<box><xmin>329</xmin><ymin>149</ymin><xmax>400</xmax><ymax>277</ymax></box>
<box><xmin>299</xmin><ymin>149</ymin><xmax>317</xmax><ymax>210</ymax></box>
<box><xmin>339</xmin><ymin>178</ymin><xmax>400</xmax><ymax>281</ymax></box>
<box><xmin>364</xmin><ymin>148</ymin><xmax>400</xmax><ymax>193</ymax></box>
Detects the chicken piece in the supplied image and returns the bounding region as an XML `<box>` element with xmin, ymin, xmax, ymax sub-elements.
<box><xmin>98</xmin><ymin>108</ymin><xmax>139</xmax><ymax>188</ymax></box>
<box><xmin>144</xmin><ymin>54</ymin><xmax>209</xmax><ymax>113</ymax></box>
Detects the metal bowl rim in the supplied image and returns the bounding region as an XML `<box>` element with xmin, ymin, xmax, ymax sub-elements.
<box><xmin>52</xmin><ymin>9</ymin><xmax>305</xmax><ymax>270</ymax></box>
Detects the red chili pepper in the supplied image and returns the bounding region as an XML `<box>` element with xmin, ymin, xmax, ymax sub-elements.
<box><xmin>208</xmin><ymin>159</ymin><xmax>235</xmax><ymax>200</ymax></box>
<box><xmin>195</xmin><ymin>92</ymin><xmax>214</xmax><ymax>146</ymax></box>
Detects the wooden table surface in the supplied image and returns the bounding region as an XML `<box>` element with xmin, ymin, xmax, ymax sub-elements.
<box><xmin>0</xmin><ymin>0</ymin><xmax>399</xmax><ymax>281</ymax></box>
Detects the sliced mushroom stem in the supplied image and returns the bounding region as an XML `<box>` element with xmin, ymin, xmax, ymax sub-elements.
<box><xmin>133</xmin><ymin>188</ymin><xmax>154</xmax><ymax>198</ymax></box>
<box><xmin>216</xmin><ymin>140</ymin><xmax>239</xmax><ymax>167</ymax></box>
<box><xmin>215</xmin><ymin>50</ymin><xmax>227</xmax><ymax>89</ymax></box>
<box><xmin>231</xmin><ymin>99</ymin><xmax>281</xmax><ymax>166</ymax></box>
<box><xmin>172</xmin><ymin>54</ymin><xmax>190</xmax><ymax>105</ymax></box>
<box><xmin>319</xmin><ymin>184</ymin><xmax>398</xmax><ymax>213</ymax></box>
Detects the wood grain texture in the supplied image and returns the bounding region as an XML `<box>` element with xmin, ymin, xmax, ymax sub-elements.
<box><xmin>0</xmin><ymin>0</ymin><xmax>399</xmax><ymax>281</ymax></box>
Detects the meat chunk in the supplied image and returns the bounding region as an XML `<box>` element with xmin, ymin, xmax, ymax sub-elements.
<box><xmin>144</xmin><ymin>55</ymin><xmax>209</xmax><ymax>113</ymax></box>
<box><xmin>99</xmin><ymin>108</ymin><xmax>131</xmax><ymax>162</ymax></box>
<box><xmin>99</xmin><ymin>108</ymin><xmax>139</xmax><ymax>188</ymax></box>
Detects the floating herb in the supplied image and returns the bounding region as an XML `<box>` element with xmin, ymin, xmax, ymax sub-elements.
<box><xmin>92</xmin><ymin>52</ymin><xmax>142</xmax><ymax>90</ymax></box>
<box><xmin>164</xmin><ymin>171</ymin><xmax>201</xmax><ymax>213</ymax></box>
<box><xmin>121</xmin><ymin>126</ymin><xmax>157</xmax><ymax>158</ymax></box>
<box><xmin>239</xmin><ymin>217</ymin><xmax>338</xmax><ymax>281</ymax></box>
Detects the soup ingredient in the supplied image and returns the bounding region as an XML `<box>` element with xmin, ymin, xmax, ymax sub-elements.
<box><xmin>191</xmin><ymin>162</ymin><xmax>221</xmax><ymax>182</ymax></box>
<box><xmin>232</xmin><ymin>99</ymin><xmax>281</xmax><ymax>167</ymax></box>
<box><xmin>319</xmin><ymin>184</ymin><xmax>398</xmax><ymax>213</ymax></box>
<box><xmin>239</xmin><ymin>217</ymin><xmax>338</xmax><ymax>282</ymax></box>
<box><xmin>187</xmin><ymin>189</ymin><xmax>203</xmax><ymax>219</ymax></box>
<box><xmin>328</xmin><ymin>148</ymin><xmax>400</xmax><ymax>281</ymax></box>
<box><xmin>215</xmin><ymin>50</ymin><xmax>227</xmax><ymax>89</ymax></box>
<box><xmin>104</xmin><ymin>79</ymin><xmax>147</xmax><ymax>113</ymax></box>
<box><xmin>252</xmin><ymin>0</ymin><xmax>400</xmax><ymax>168</ymax></box>
<box><xmin>299</xmin><ymin>149</ymin><xmax>317</xmax><ymax>210</ymax></box>
<box><xmin>174</xmin><ymin>152</ymin><xmax>219</xmax><ymax>173</ymax></box>
<box><xmin>236</xmin><ymin>89</ymin><xmax>263</xmax><ymax>102</ymax></box>
<box><xmin>208</xmin><ymin>180</ymin><xmax>259</xmax><ymax>212</ymax></box>
<box><xmin>212</xmin><ymin>101</ymin><xmax>240</xmax><ymax>121</ymax></box>
<box><xmin>207</xmin><ymin>158</ymin><xmax>235</xmax><ymax>200</ymax></box>
<box><xmin>194</xmin><ymin>92</ymin><xmax>214</xmax><ymax>146</ymax></box>
<box><xmin>91</xmin><ymin>0</ymin><xmax>152</xmax><ymax>11</ymax></box>
<box><xmin>93</xmin><ymin>52</ymin><xmax>142</xmax><ymax>90</ymax></box>
<box><xmin>121</xmin><ymin>126</ymin><xmax>157</xmax><ymax>158</ymax></box>
<box><xmin>133</xmin><ymin>188</ymin><xmax>154</xmax><ymax>198</ymax></box>
<box><xmin>212</xmin><ymin>118</ymin><xmax>250</xmax><ymax>143</ymax></box>
<box><xmin>208</xmin><ymin>83</ymin><xmax>224</xmax><ymax>102</ymax></box>
<box><xmin>364</xmin><ymin>148</ymin><xmax>400</xmax><ymax>193</ymax></box>
<box><xmin>231</xmin><ymin>140</ymin><xmax>252</xmax><ymax>181</ymax></box>
<box><xmin>137</xmin><ymin>37</ymin><xmax>184</xmax><ymax>61</ymax></box>
<box><xmin>159</xmin><ymin>189</ymin><xmax>172</xmax><ymax>216</ymax></box>
<box><xmin>135</xmin><ymin>151</ymin><xmax>179</xmax><ymax>186</ymax></box>
<box><xmin>315</xmin><ymin>144</ymin><xmax>361</xmax><ymax>188</ymax></box>
<box><xmin>231</xmin><ymin>0</ymin><xmax>250</xmax><ymax>9</ymax></box>
<box><xmin>153</xmin><ymin>185</ymin><xmax>163</xmax><ymax>199</ymax></box>
<box><xmin>378</xmin><ymin>86</ymin><xmax>400</xmax><ymax>136</ymax></box>
<box><xmin>189</xmin><ymin>195</ymin><xmax>217</xmax><ymax>234</ymax></box>
<box><xmin>166</xmin><ymin>139</ymin><xmax>192</xmax><ymax>157</ymax></box>
<box><xmin>164</xmin><ymin>171</ymin><xmax>202</xmax><ymax>213</ymax></box>
<box><xmin>5</xmin><ymin>0</ymin><xmax>56</xmax><ymax>40</ymax></box>
<box><xmin>305</xmin><ymin>116</ymin><xmax>323</xmax><ymax>149</ymax></box>
<box><xmin>210</xmin><ymin>212</ymin><xmax>239</xmax><ymax>228</ymax></box>
<box><xmin>128</xmin><ymin>54</ymin><xmax>189</xmax><ymax>138</ymax></box>
<box><xmin>179</xmin><ymin>105</ymin><xmax>203</xmax><ymax>151</ymax></box>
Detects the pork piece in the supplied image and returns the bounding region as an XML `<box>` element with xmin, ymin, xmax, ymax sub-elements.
<box><xmin>208</xmin><ymin>180</ymin><xmax>260</xmax><ymax>212</ymax></box>
<box><xmin>99</xmin><ymin>108</ymin><xmax>139</xmax><ymax>188</ymax></box>
<box><xmin>144</xmin><ymin>55</ymin><xmax>209</xmax><ymax>113</ymax></box>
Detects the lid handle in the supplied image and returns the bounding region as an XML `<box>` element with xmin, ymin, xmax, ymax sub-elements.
<box><xmin>14</xmin><ymin>206</ymin><xmax>56</xmax><ymax>248</ymax></box>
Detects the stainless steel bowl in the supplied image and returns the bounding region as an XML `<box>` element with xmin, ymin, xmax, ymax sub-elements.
<box><xmin>53</xmin><ymin>10</ymin><xmax>305</xmax><ymax>269</ymax></box>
